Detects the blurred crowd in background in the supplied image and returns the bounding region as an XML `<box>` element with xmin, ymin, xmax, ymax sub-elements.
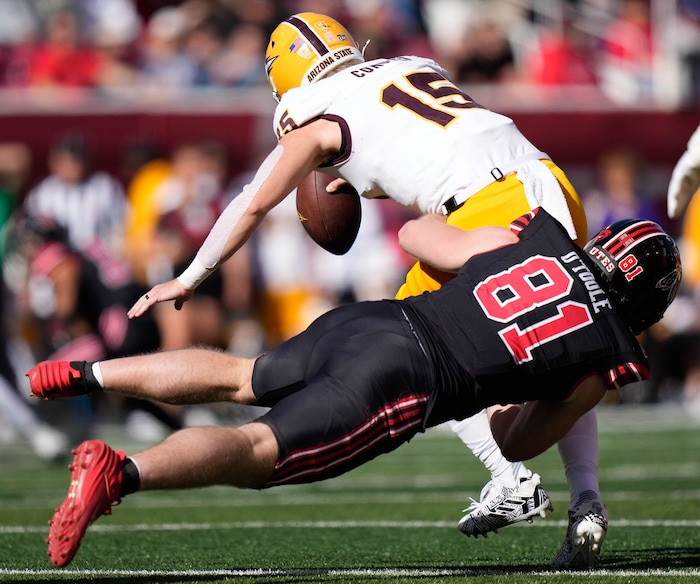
<box><xmin>1</xmin><ymin>0</ymin><xmax>700</xmax><ymax>461</ymax></box>
<box><xmin>0</xmin><ymin>0</ymin><xmax>698</xmax><ymax>105</ymax></box>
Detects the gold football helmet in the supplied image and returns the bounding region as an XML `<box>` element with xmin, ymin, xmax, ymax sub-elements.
<box><xmin>265</xmin><ymin>12</ymin><xmax>364</xmax><ymax>101</ymax></box>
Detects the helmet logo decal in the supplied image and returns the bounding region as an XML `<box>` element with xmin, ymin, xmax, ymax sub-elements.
<box><xmin>265</xmin><ymin>55</ymin><xmax>278</xmax><ymax>77</ymax></box>
<box><xmin>657</xmin><ymin>268</ymin><xmax>681</xmax><ymax>301</ymax></box>
<box><xmin>593</xmin><ymin>228</ymin><xmax>612</xmax><ymax>242</ymax></box>
<box><xmin>289</xmin><ymin>36</ymin><xmax>311</xmax><ymax>58</ymax></box>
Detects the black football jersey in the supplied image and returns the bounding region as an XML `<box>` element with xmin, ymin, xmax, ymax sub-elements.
<box><xmin>401</xmin><ymin>208</ymin><xmax>648</xmax><ymax>419</ymax></box>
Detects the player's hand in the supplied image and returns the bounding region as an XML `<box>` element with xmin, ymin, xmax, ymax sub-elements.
<box><xmin>128</xmin><ymin>278</ymin><xmax>194</xmax><ymax>319</ymax></box>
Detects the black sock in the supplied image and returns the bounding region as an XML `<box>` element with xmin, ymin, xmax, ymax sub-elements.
<box><xmin>120</xmin><ymin>458</ymin><xmax>141</xmax><ymax>497</ymax></box>
<box><xmin>69</xmin><ymin>361</ymin><xmax>101</xmax><ymax>393</ymax></box>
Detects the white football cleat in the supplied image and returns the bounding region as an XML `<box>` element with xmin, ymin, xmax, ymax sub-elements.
<box><xmin>552</xmin><ymin>499</ymin><xmax>608</xmax><ymax>570</ymax></box>
<box><xmin>458</xmin><ymin>472</ymin><xmax>553</xmax><ymax>537</ymax></box>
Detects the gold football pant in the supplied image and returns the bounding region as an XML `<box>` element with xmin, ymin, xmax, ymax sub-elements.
<box><xmin>395</xmin><ymin>160</ymin><xmax>587</xmax><ymax>300</ymax></box>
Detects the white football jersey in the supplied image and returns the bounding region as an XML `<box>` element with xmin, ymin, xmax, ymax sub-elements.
<box><xmin>273</xmin><ymin>56</ymin><xmax>546</xmax><ymax>214</ymax></box>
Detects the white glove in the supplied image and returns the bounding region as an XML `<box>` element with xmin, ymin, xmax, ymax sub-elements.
<box><xmin>668</xmin><ymin>125</ymin><xmax>700</xmax><ymax>219</ymax></box>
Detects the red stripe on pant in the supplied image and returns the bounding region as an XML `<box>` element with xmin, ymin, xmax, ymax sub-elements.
<box><xmin>267</xmin><ymin>393</ymin><xmax>430</xmax><ymax>486</ymax></box>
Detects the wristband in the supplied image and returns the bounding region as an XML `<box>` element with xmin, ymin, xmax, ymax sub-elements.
<box><xmin>176</xmin><ymin>258</ymin><xmax>213</xmax><ymax>290</ymax></box>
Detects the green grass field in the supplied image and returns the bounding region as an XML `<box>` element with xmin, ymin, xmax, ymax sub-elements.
<box><xmin>1</xmin><ymin>402</ymin><xmax>699</xmax><ymax>583</ymax></box>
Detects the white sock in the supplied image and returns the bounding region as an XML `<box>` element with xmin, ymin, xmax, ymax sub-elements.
<box><xmin>448</xmin><ymin>409</ymin><xmax>530</xmax><ymax>488</ymax></box>
<box><xmin>557</xmin><ymin>408</ymin><xmax>600</xmax><ymax>509</ymax></box>
<box><xmin>92</xmin><ymin>362</ymin><xmax>105</xmax><ymax>388</ymax></box>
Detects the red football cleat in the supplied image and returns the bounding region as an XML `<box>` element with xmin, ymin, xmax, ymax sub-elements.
<box><xmin>47</xmin><ymin>440</ymin><xmax>125</xmax><ymax>567</ymax></box>
<box><xmin>26</xmin><ymin>361</ymin><xmax>89</xmax><ymax>400</ymax></box>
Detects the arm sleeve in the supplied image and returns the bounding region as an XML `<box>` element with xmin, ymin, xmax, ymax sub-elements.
<box><xmin>177</xmin><ymin>145</ymin><xmax>284</xmax><ymax>289</ymax></box>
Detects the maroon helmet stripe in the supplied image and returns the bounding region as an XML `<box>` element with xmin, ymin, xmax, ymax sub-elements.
<box><xmin>287</xmin><ymin>16</ymin><xmax>330</xmax><ymax>56</ymax></box>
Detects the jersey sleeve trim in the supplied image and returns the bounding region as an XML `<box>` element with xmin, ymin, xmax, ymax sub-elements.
<box><xmin>508</xmin><ymin>208</ymin><xmax>540</xmax><ymax>235</ymax></box>
<box><xmin>320</xmin><ymin>114</ymin><xmax>352</xmax><ymax>166</ymax></box>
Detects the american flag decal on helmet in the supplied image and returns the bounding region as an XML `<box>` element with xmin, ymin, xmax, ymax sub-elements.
<box><xmin>286</xmin><ymin>15</ymin><xmax>330</xmax><ymax>56</ymax></box>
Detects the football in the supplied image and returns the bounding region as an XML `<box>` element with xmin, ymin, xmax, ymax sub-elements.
<box><xmin>296</xmin><ymin>171</ymin><xmax>362</xmax><ymax>255</ymax></box>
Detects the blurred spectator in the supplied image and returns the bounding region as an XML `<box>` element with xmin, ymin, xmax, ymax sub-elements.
<box><xmin>651</xmin><ymin>126</ymin><xmax>700</xmax><ymax>413</ymax></box>
<box><xmin>0</xmin><ymin>0</ymin><xmax>37</xmax><ymax>86</ymax></box>
<box><xmin>422</xmin><ymin>0</ymin><xmax>522</xmax><ymax>79</ymax></box>
<box><xmin>343</xmin><ymin>0</ymin><xmax>431</xmax><ymax>60</ymax></box>
<box><xmin>0</xmin><ymin>142</ymin><xmax>70</xmax><ymax>462</ymax></box>
<box><xmin>17</xmin><ymin>134</ymin><xmax>132</xmax><ymax>434</ymax></box>
<box><xmin>22</xmin><ymin>131</ymin><xmax>129</xmax><ymax>258</ymax></box>
<box><xmin>0</xmin><ymin>0</ymin><xmax>692</xmax><ymax>108</ymax></box>
<box><xmin>596</xmin><ymin>0</ymin><xmax>654</xmax><ymax>105</ymax></box>
<box><xmin>453</xmin><ymin>18</ymin><xmax>516</xmax><ymax>84</ymax></box>
<box><xmin>582</xmin><ymin>148</ymin><xmax>664</xmax><ymax>236</ymax></box>
<box><xmin>582</xmin><ymin>143</ymin><xmax>681</xmax><ymax>405</ymax></box>
<box><xmin>0</xmin><ymin>0</ymin><xmax>37</xmax><ymax>48</ymax></box>
<box><xmin>196</xmin><ymin>22</ymin><xmax>268</xmax><ymax>88</ymax></box>
<box><xmin>641</xmin><ymin>190</ymin><xmax>700</xmax><ymax>409</ymax></box>
<box><xmin>226</xmin><ymin>0</ymin><xmax>285</xmax><ymax>35</ymax></box>
<box><xmin>3</xmin><ymin>214</ymin><xmax>181</xmax><ymax>440</ymax></box>
<box><xmin>677</xmin><ymin>0</ymin><xmax>700</xmax><ymax>103</ymax></box>
<box><xmin>520</xmin><ymin>5</ymin><xmax>597</xmax><ymax>86</ymax></box>
<box><xmin>126</xmin><ymin>139</ymin><xmax>255</xmax><ymax>431</ymax></box>
<box><xmin>86</xmin><ymin>0</ymin><xmax>143</xmax><ymax>90</ymax></box>
<box><xmin>252</xmin><ymin>192</ymin><xmax>325</xmax><ymax>346</ymax></box>
<box><xmin>139</xmin><ymin>140</ymin><xmax>250</xmax><ymax>351</ymax></box>
<box><xmin>422</xmin><ymin>0</ymin><xmax>482</xmax><ymax>75</ymax></box>
<box><xmin>23</xmin><ymin>9</ymin><xmax>103</xmax><ymax>88</ymax></box>
<box><xmin>0</xmin><ymin>143</ymin><xmax>31</xmax><ymax>232</ymax></box>
<box><xmin>252</xmin><ymin>187</ymin><xmax>404</xmax><ymax>348</ymax></box>
<box><xmin>137</xmin><ymin>5</ymin><xmax>198</xmax><ymax>90</ymax></box>
<box><xmin>124</xmin><ymin>145</ymin><xmax>173</xmax><ymax>286</ymax></box>
<box><xmin>78</xmin><ymin>0</ymin><xmax>142</xmax><ymax>44</ymax></box>
<box><xmin>0</xmin><ymin>365</ymin><xmax>70</xmax><ymax>461</ymax></box>
<box><xmin>182</xmin><ymin>18</ymin><xmax>227</xmax><ymax>87</ymax></box>
<box><xmin>142</xmin><ymin>141</ymin><xmax>224</xmax><ymax>285</ymax></box>
<box><xmin>0</xmin><ymin>142</ymin><xmax>32</xmax><ymax>375</ymax></box>
<box><xmin>310</xmin><ymin>197</ymin><xmax>406</xmax><ymax>304</ymax></box>
<box><xmin>6</xmin><ymin>216</ymin><xmax>158</xmax><ymax>364</ymax></box>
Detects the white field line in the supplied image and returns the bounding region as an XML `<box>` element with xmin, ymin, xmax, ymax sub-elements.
<box><xmin>3</xmin><ymin>518</ymin><xmax>700</xmax><ymax>534</ymax></box>
<box><xmin>9</xmin><ymin>487</ymin><xmax>700</xmax><ymax>510</ymax></box>
<box><xmin>1</xmin><ymin>567</ymin><xmax>699</xmax><ymax>578</ymax></box>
